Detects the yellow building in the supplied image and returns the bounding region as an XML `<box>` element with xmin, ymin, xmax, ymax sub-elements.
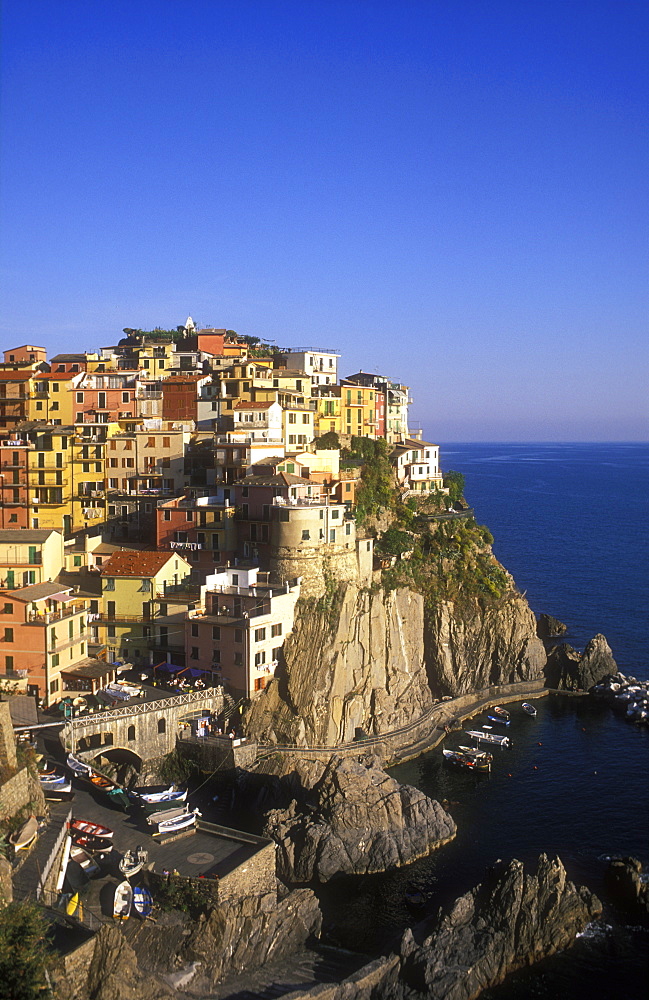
<box><xmin>282</xmin><ymin>404</ymin><xmax>315</xmax><ymax>451</ymax></box>
<box><xmin>99</xmin><ymin>549</ymin><xmax>192</xmax><ymax>664</ymax></box>
<box><xmin>0</xmin><ymin>528</ymin><xmax>64</xmax><ymax>589</ymax></box>
<box><xmin>27</xmin><ymin>372</ymin><xmax>79</xmax><ymax>425</ymax></box>
<box><xmin>313</xmin><ymin>386</ymin><xmax>342</xmax><ymax>437</ymax></box>
<box><xmin>340</xmin><ymin>381</ymin><xmax>378</xmax><ymax>440</ymax></box>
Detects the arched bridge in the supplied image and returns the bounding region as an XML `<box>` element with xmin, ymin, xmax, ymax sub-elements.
<box><xmin>62</xmin><ymin>689</ymin><xmax>225</xmax><ymax>764</ymax></box>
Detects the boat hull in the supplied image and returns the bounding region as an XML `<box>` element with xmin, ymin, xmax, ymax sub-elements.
<box><xmin>113</xmin><ymin>880</ymin><xmax>133</xmax><ymax>920</ymax></box>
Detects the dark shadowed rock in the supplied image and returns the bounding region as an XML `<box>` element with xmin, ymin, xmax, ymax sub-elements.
<box><xmin>605</xmin><ymin>857</ymin><xmax>649</xmax><ymax>925</ymax></box>
<box><xmin>545</xmin><ymin>633</ymin><xmax>617</xmax><ymax>691</ymax></box>
<box><xmin>399</xmin><ymin>854</ymin><xmax>601</xmax><ymax>1000</ymax></box>
<box><xmin>264</xmin><ymin>754</ymin><xmax>456</xmax><ymax>883</ymax></box>
<box><xmin>536</xmin><ymin>613</ymin><xmax>568</xmax><ymax>640</ymax></box>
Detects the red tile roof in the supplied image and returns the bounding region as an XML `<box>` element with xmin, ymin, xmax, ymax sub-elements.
<box><xmin>100</xmin><ymin>550</ymin><xmax>188</xmax><ymax>577</ymax></box>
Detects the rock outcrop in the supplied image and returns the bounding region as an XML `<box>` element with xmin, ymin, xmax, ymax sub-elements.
<box><xmin>263</xmin><ymin>754</ymin><xmax>456</xmax><ymax>883</ymax></box>
<box><xmin>424</xmin><ymin>593</ymin><xmax>546</xmax><ymax>698</ymax></box>
<box><xmin>545</xmin><ymin>633</ymin><xmax>618</xmax><ymax>691</ymax></box>
<box><xmin>536</xmin><ymin>613</ymin><xmax>568</xmax><ymax>640</ymax></box>
<box><xmin>605</xmin><ymin>857</ymin><xmax>649</xmax><ymax>925</ymax></box>
<box><xmin>246</xmin><ymin>586</ymin><xmax>434</xmax><ymax>746</ymax></box>
<box><xmin>399</xmin><ymin>854</ymin><xmax>601</xmax><ymax>999</ymax></box>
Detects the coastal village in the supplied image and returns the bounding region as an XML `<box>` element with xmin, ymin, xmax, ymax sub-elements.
<box><xmin>0</xmin><ymin>324</ymin><xmax>644</xmax><ymax>997</ymax></box>
<box><xmin>0</xmin><ymin>321</ymin><xmax>444</xmax><ymax>707</ymax></box>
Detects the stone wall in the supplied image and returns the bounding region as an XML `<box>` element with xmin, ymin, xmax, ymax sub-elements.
<box><xmin>176</xmin><ymin>735</ymin><xmax>258</xmax><ymax>772</ymax></box>
<box><xmin>0</xmin><ymin>856</ymin><xmax>13</xmax><ymax>905</ymax></box>
<box><xmin>217</xmin><ymin>838</ymin><xmax>276</xmax><ymax>902</ymax></box>
<box><xmin>271</xmin><ymin>548</ymin><xmax>360</xmax><ymax>598</ymax></box>
<box><xmin>0</xmin><ymin>767</ymin><xmax>33</xmax><ymax>821</ymax></box>
<box><xmin>0</xmin><ymin>701</ymin><xmax>17</xmax><ymax>769</ymax></box>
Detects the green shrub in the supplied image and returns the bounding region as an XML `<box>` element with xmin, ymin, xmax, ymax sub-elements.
<box><xmin>0</xmin><ymin>902</ymin><xmax>51</xmax><ymax>999</ymax></box>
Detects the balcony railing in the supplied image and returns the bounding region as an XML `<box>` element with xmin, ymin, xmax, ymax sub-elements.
<box><xmin>27</xmin><ymin>602</ymin><xmax>87</xmax><ymax>624</ymax></box>
<box><xmin>0</xmin><ymin>553</ymin><xmax>42</xmax><ymax>565</ymax></box>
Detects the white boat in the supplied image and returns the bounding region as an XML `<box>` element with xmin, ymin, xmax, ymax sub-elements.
<box><xmin>521</xmin><ymin>702</ymin><xmax>537</xmax><ymax>717</ymax></box>
<box><xmin>9</xmin><ymin>815</ymin><xmax>38</xmax><ymax>851</ymax></box>
<box><xmin>465</xmin><ymin>730</ymin><xmax>511</xmax><ymax>747</ymax></box>
<box><xmin>39</xmin><ymin>773</ymin><xmax>68</xmax><ymax>786</ymax></box>
<box><xmin>70</xmin><ymin>845</ymin><xmax>101</xmax><ymax>876</ymax></box>
<box><xmin>43</xmin><ymin>778</ymin><xmax>72</xmax><ymax>796</ymax></box>
<box><xmin>156</xmin><ymin>809</ymin><xmax>200</xmax><ymax>835</ymax></box>
<box><xmin>67</xmin><ymin>753</ymin><xmax>93</xmax><ymax>776</ymax></box>
<box><xmin>113</xmin><ymin>880</ymin><xmax>133</xmax><ymax>920</ymax></box>
<box><xmin>146</xmin><ymin>805</ymin><xmax>188</xmax><ymax>826</ymax></box>
<box><xmin>133</xmin><ymin>886</ymin><xmax>153</xmax><ymax>917</ymax></box>
<box><xmin>119</xmin><ymin>846</ymin><xmax>148</xmax><ymax>877</ymax></box>
<box><xmin>140</xmin><ymin>788</ymin><xmax>188</xmax><ymax>812</ymax></box>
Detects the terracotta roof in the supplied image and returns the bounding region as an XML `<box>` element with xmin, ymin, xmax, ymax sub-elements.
<box><xmin>100</xmin><ymin>550</ymin><xmax>188</xmax><ymax>577</ymax></box>
<box><xmin>0</xmin><ymin>371</ymin><xmax>33</xmax><ymax>381</ymax></box>
<box><xmin>162</xmin><ymin>374</ymin><xmax>203</xmax><ymax>384</ymax></box>
<box><xmin>35</xmin><ymin>371</ymin><xmax>78</xmax><ymax>381</ymax></box>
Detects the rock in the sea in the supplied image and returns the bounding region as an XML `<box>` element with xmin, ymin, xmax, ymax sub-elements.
<box><xmin>399</xmin><ymin>854</ymin><xmax>601</xmax><ymax>1000</ymax></box>
<box><xmin>605</xmin><ymin>857</ymin><xmax>649</xmax><ymax>925</ymax></box>
<box><xmin>264</xmin><ymin>753</ymin><xmax>456</xmax><ymax>883</ymax></box>
<box><xmin>546</xmin><ymin>633</ymin><xmax>618</xmax><ymax>691</ymax></box>
<box><xmin>536</xmin><ymin>613</ymin><xmax>568</xmax><ymax>640</ymax></box>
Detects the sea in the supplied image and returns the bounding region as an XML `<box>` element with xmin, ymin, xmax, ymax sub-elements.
<box><xmin>319</xmin><ymin>443</ymin><xmax>649</xmax><ymax>998</ymax></box>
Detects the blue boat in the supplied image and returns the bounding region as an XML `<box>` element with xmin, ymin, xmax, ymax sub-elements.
<box><xmin>133</xmin><ymin>886</ymin><xmax>153</xmax><ymax>918</ymax></box>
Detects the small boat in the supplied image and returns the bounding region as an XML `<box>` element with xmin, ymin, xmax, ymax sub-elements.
<box><xmin>458</xmin><ymin>745</ymin><xmax>494</xmax><ymax>764</ymax></box>
<box><xmin>43</xmin><ymin>778</ymin><xmax>73</xmax><ymax>798</ymax></box>
<box><xmin>443</xmin><ymin>748</ymin><xmax>491</xmax><ymax>772</ymax></box>
<box><xmin>404</xmin><ymin>885</ymin><xmax>426</xmax><ymax>910</ymax></box>
<box><xmin>119</xmin><ymin>846</ymin><xmax>148</xmax><ymax>877</ymax></box>
<box><xmin>66</xmin><ymin>892</ymin><xmax>80</xmax><ymax>916</ymax></box>
<box><xmin>156</xmin><ymin>809</ymin><xmax>200</xmax><ymax>835</ymax></box>
<box><xmin>490</xmin><ymin>706</ymin><xmax>511</xmax><ymax>722</ymax></box>
<box><xmin>70</xmin><ymin>845</ymin><xmax>101</xmax><ymax>876</ymax></box>
<box><xmin>70</xmin><ymin>834</ymin><xmax>110</xmax><ymax>855</ymax></box>
<box><xmin>136</xmin><ymin>784</ymin><xmax>176</xmax><ymax>804</ymax></box>
<box><xmin>132</xmin><ymin>886</ymin><xmax>153</xmax><ymax>918</ymax></box>
<box><xmin>39</xmin><ymin>772</ymin><xmax>69</xmax><ymax>787</ymax></box>
<box><xmin>140</xmin><ymin>788</ymin><xmax>188</xmax><ymax>812</ymax></box>
<box><xmin>70</xmin><ymin>819</ymin><xmax>114</xmax><ymax>841</ymax></box>
<box><xmin>465</xmin><ymin>730</ymin><xmax>511</xmax><ymax>747</ymax></box>
<box><xmin>487</xmin><ymin>713</ymin><xmax>510</xmax><ymax>726</ymax></box>
<box><xmin>9</xmin><ymin>816</ymin><xmax>38</xmax><ymax>851</ymax></box>
<box><xmin>67</xmin><ymin>753</ymin><xmax>93</xmax><ymax>776</ymax></box>
<box><xmin>113</xmin><ymin>880</ymin><xmax>133</xmax><ymax>920</ymax></box>
<box><xmin>521</xmin><ymin>702</ymin><xmax>537</xmax><ymax>717</ymax></box>
<box><xmin>146</xmin><ymin>805</ymin><xmax>188</xmax><ymax>826</ymax></box>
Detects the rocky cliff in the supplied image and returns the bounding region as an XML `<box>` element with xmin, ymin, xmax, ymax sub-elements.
<box><xmin>245</xmin><ymin>576</ymin><xmax>546</xmax><ymax>746</ymax></box>
<box><xmin>262</xmin><ymin>753</ymin><xmax>456</xmax><ymax>883</ymax></box>
<box><xmin>545</xmin><ymin>633</ymin><xmax>618</xmax><ymax>691</ymax></box>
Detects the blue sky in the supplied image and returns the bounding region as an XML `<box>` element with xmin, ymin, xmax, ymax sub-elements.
<box><xmin>1</xmin><ymin>0</ymin><xmax>647</xmax><ymax>440</ymax></box>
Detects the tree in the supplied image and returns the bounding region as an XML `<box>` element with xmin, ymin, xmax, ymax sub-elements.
<box><xmin>443</xmin><ymin>470</ymin><xmax>466</xmax><ymax>502</ymax></box>
<box><xmin>314</xmin><ymin>431</ymin><xmax>340</xmax><ymax>450</ymax></box>
<box><xmin>0</xmin><ymin>902</ymin><xmax>50</xmax><ymax>999</ymax></box>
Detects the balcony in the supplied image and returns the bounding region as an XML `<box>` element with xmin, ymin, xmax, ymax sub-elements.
<box><xmin>27</xmin><ymin>602</ymin><xmax>87</xmax><ymax>624</ymax></box>
<box><xmin>0</xmin><ymin>553</ymin><xmax>42</xmax><ymax>566</ymax></box>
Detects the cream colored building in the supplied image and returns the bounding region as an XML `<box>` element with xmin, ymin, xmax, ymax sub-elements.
<box><xmin>0</xmin><ymin>529</ymin><xmax>64</xmax><ymax>589</ymax></box>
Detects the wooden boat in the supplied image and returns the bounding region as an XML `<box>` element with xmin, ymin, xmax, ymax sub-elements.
<box><xmin>146</xmin><ymin>805</ymin><xmax>188</xmax><ymax>826</ymax></box>
<box><xmin>136</xmin><ymin>784</ymin><xmax>176</xmax><ymax>804</ymax></box>
<box><xmin>140</xmin><ymin>788</ymin><xmax>187</xmax><ymax>812</ymax></box>
<box><xmin>66</xmin><ymin>892</ymin><xmax>80</xmax><ymax>916</ymax></box>
<box><xmin>70</xmin><ymin>834</ymin><xmax>110</xmax><ymax>855</ymax></box>
<box><xmin>9</xmin><ymin>815</ymin><xmax>38</xmax><ymax>851</ymax></box>
<box><xmin>521</xmin><ymin>702</ymin><xmax>537</xmax><ymax>716</ymax></box>
<box><xmin>113</xmin><ymin>880</ymin><xmax>133</xmax><ymax>920</ymax></box>
<box><xmin>132</xmin><ymin>886</ymin><xmax>153</xmax><ymax>918</ymax></box>
<box><xmin>404</xmin><ymin>885</ymin><xmax>426</xmax><ymax>910</ymax></box>
<box><xmin>119</xmin><ymin>847</ymin><xmax>148</xmax><ymax>877</ymax></box>
<box><xmin>443</xmin><ymin>748</ymin><xmax>491</xmax><ymax>772</ymax></box>
<box><xmin>465</xmin><ymin>730</ymin><xmax>511</xmax><ymax>747</ymax></box>
<box><xmin>491</xmin><ymin>706</ymin><xmax>511</xmax><ymax>722</ymax></box>
<box><xmin>458</xmin><ymin>745</ymin><xmax>494</xmax><ymax>764</ymax></box>
<box><xmin>487</xmin><ymin>713</ymin><xmax>510</xmax><ymax>726</ymax></box>
<box><xmin>70</xmin><ymin>845</ymin><xmax>101</xmax><ymax>876</ymax></box>
<box><xmin>43</xmin><ymin>779</ymin><xmax>73</xmax><ymax>798</ymax></box>
<box><xmin>83</xmin><ymin>769</ymin><xmax>130</xmax><ymax>810</ymax></box>
<box><xmin>156</xmin><ymin>810</ymin><xmax>200</xmax><ymax>835</ymax></box>
<box><xmin>67</xmin><ymin>753</ymin><xmax>93</xmax><ymax>776</ymax></box>
<box><xmin>70</xmin><ymin>818</ymin><xmax>114</xmax><ymax>841</ymax></box>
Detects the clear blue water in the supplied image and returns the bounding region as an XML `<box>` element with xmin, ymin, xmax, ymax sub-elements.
<box><xmin>320</xmin><ymin>443</ymin><xmax>649</xmax><ymax>997</ymax></box>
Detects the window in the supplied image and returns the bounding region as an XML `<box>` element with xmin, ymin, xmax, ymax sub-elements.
<box><xmin>254</xmin><ymin>627</ymin><xmax>266</xmax><ymax>642</ymax></box>
<box><xmin>127</xmin><ymin>725</ymin><xmax>136</xmax><ymax>741</ymax></box>
<box><xmin>163</xmin><ymin>509</ymin><xmax>171</xmax><ymax>521</ymax></box>
<box><xmin>288</xmin><ymin>412</ymin><xmax>296</xmax><ymax>423</ymax></box>
<box><xmin>234</xmin><ymin>629</ymin><xmax>243</xmax><ymax>643</ymax></box>
<box><xmin>345</xmin><ymin>523</ymin><xmax>351</xmax><ymax>535</ymax></box>
<box><xmin>272</xmin><ymin>646</ymin><xmax>282</xmax><ymax>660</ymax></box>
<box><xmin>104</xmin><ymin>578</ymin><xmax>115</xmax><ymax>591</ymax></box>
<box><xmin>234</xmin><ymin>652</ymin><xmax>243</xmax><ymax>666</ymax></box>
<box><xmin>212</xmin><ymin>648</ymin><xmax>221</xmax><ymax>663</ymax></box>
<box><xmin>185</xmin><ymin>511</ymin><xmax>193</xmax><ymax>521</ymax></box>
<box><xmin>163</xmin><ymin>437</ymin><xmax>170</xmax><ymax>448</ymax></box>
<box><xmin>301</xmin><ymin>529</ymin><xmax>310</xmax><ymax>540</ymax></box>
<box><xmin>5</xmin><ymin>655</ymin><xmax>14</xmax><ymax>673</ymax></box>
<box><xmin>271</xmin><ymin>622</ymin><xmax>282</xmax><ymax>638</ymax></box>
<box><xmin>331</xmin><ymin>509</ymin><xmax>340</xmax><ymax>518</ymax></box>
<box><xmin>3</xmin><ymin>628</ymin><xmax>13</xmax><ymax>642</ymax></box>
<box><xmin>122</xmin><ymin>392</ymin><xmax>129</xmax><ymax>403</ymax></box>
<box><xmin>191</xmin><ymin>623</ymin><xmax>199</xmax><ymax>637</ymax></box>
<box><xmin>191</xmin><ymin>646</ymin><xmax>199</xmax><ymax>659</ymax></box>
<box><xmin>254</xmin><ymin>650</ymin><xmax>266</xmax><ymax>666</ymax></box>
<box><xmin>212</xmin><ymin>626</ymin><xmax>220</xmax><ymax>640</ymax></box>
<box><xmin>51</xmin><ymin>653</ymin><xmax>59</xmax><ymax>667</ymax></box>
<box><xmin>302</xmin><ymin>413</ymin><xmax>309</xmax><ymax>423</ymax></box>
<box><xmin>3</xmin><ymin>604</ymin><xmax>13</xmax><ymax>614</ymax></box>
<box><xmin>157</xmin><ymin>718</ymin><xmax>166</xmax><ymax>734</ymax></box>
<box><xmin>330</xmin><ymin>529</ymin><xmax>336</xmax><ymax>542</ymax></box>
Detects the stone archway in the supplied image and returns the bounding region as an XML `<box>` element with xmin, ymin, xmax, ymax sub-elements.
<box><xmin>88</xmin><ymin>745</ymin><xmax>143</xmax><ymax>786</ymax></box>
